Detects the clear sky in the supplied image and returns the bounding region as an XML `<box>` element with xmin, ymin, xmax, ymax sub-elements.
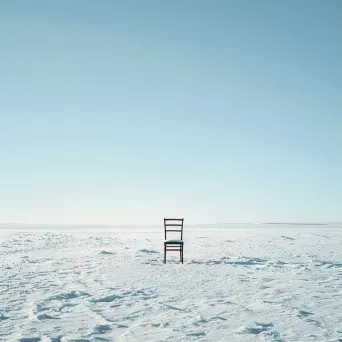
<box><xmin>0</xmin><ymin>1</ymin><xmax>341</xmax><ymax>225</ymax></box>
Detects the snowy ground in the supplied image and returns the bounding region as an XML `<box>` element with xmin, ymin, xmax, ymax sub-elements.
<box><xmin>1</xmin><ymin>224</ymin><xmax>342</xmax><ymax>342</ymax></box>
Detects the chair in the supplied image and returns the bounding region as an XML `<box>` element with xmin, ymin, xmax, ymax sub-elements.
<box><xmin>164</xmin><ymin>218</ymin><xmax>184</xmax><ymax>264</ymax></box>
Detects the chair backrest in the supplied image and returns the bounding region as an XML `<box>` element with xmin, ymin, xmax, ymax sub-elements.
<box><xmin>164</xmin><ymin>218</ymin><xmax>184</xmax><ymax>240</ymax></box>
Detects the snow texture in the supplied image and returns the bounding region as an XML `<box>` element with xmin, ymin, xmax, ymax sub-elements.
<box><xmin>1</xmin><ymin>224</ymin><xmax>342</xmax><ymax>341</ymax></box>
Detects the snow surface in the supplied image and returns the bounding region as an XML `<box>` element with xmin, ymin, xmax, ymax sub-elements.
<box><xmin>1</xmin><ymin>224</ymin><xmax>342</xmax><ymax>341</ymax></box>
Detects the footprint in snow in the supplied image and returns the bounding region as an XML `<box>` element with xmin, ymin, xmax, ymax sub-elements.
<box><xmin>48</xmin><ymin>291</ymin><xmax>90</xmax><ymax>301</ymax></box>
<box><xmin>99</xmin><ymin>251</ymin><xmax>115</xmax><ymax>255</ymax></box>
<box><xmin>90</xmin><ymin>294</ymin><xmax>122</xmax><ymax>303</ymax></box>
<box><xmin>298</xmin><ymin>310</ymin><xmax>314</xmax><ymax>318</ymax></box>
<box><xmin>280</xmin><ymin>236</ymin><xmax>296</xmax><ymax>240</ymax></box>
<box><xmin>239</xmin><ymin>322</ymin><xmax>274</xmax><ymax>335</ymax></box>
<box><xmin>37</xmin><ymin>313</ymin><xmax>60</xmax><ymax>320</ymax></box>
<box><xmin>137</xmin><ymin>249</ymin><xmax>159</xmax><ymax>254</ymax></box>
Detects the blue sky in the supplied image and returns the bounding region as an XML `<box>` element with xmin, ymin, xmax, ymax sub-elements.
<box><xmin>0</xmin><ymin>1</ymin><xmax>341</xmax><ymax>225</ymax></box>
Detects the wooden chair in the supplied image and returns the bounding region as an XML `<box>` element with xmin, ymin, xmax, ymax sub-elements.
<box><xmin>164</xmin><ymin>218</ymin><xmax>184</xmax><ymax>264</ymax></box>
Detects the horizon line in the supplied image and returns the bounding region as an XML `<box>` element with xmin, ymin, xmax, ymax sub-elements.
<box><xmin>0</xmin><ymin>221</ymin><xmax>341</xmax><ymax>228</ymax></box>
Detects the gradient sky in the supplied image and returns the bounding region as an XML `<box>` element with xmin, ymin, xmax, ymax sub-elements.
<box><xmin>0</xmin><ymin>1</ymin><xmax>341</xmax><ymax>225</ymax></box>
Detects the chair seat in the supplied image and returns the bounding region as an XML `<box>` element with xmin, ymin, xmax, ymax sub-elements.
<box><xmin>164</xmin><ymin>239</ymin><xmax>184</xmax><ymax>244</ymax></box>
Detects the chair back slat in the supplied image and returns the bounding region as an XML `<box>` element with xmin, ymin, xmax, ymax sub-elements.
<box><xmin>164</xmin><ymin>218</ymin><xmax>184</xmax><ymax>240</ymax></box>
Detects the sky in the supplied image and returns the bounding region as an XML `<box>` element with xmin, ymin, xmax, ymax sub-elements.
<box><xmin>0</xmin><ymin>1</ymin><xmax>341</xmax><ymax>225</ymax></box>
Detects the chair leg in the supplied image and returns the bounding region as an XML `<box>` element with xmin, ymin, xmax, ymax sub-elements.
<box><xmin>181</xmin><ymin>245</ymin><xmax>184</xmax><ymax>264</ymax></box>
<box><xmin>164</xmin><ymin>244</ymin><xmax>166</xmax><ymax>263</ymax></box>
